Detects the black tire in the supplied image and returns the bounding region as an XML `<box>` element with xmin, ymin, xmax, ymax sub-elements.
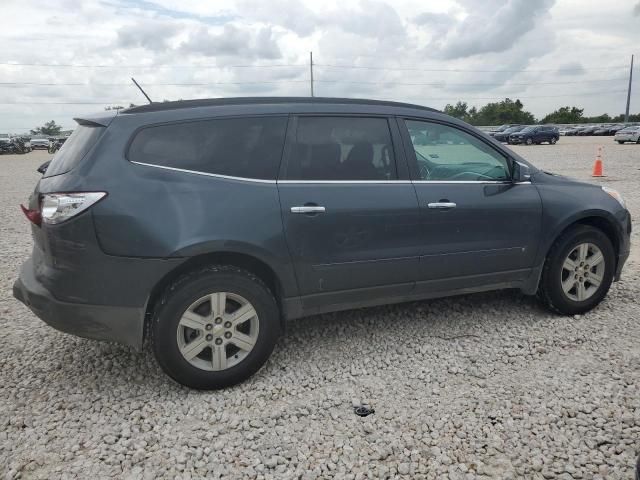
<box><xmin>538</xmin><ymin>225</ymin><xmax>615</xmax><ymax>315</ymax></box>
<box><xmin>525</xmin><ymin>138</ymin><xmax>533</xmax><ymax>145</ymax></box>
<box><xmin>550</xmin><ymin>137</ymin><xmax>557</xmax><ymax>145</ymax></box>
<box><xmin>617</xmin><ymin>141</ymin><xmax>625</xmax><ymax>144</ymax></box>
<box><xmin>151</xmin><ymin>265</ymin><xmax>280</xmax><ymax>389</ymax></box>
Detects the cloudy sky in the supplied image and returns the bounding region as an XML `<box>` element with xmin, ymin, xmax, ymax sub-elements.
<box><xmin>1</xmin><ymin>0</ymin><xmax>638</xmax><ymax>133</ymax></box>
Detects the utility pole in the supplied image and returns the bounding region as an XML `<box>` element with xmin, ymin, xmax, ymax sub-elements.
<box><xmin>625</xmin><ymin>54</ymin><xmax>634</xmax><ymax>123</ymax></box>
<box><xmin>309</xmin><ymin>51</ymin><xmax>314</xmax><ymax>97</ymax></box>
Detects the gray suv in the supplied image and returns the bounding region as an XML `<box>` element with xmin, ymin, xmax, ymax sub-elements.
<box><xmin>14</xmin><ymin>97</ymin><xmax>631</xmax><ymax>389</ymax></box>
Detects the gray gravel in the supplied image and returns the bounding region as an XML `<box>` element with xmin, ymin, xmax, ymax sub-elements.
<box><xmin>1</xmin><ymin>137</ymin><xmax>639</xmax><ymax>479</ymax></box>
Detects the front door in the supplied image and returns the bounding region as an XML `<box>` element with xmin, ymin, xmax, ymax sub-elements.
<box><xmin>399</xmin><ymin>118</ymin><xmax>543</xmax><ymax>293</ymax></box>
<box><xmin>278</xmin><ymin>115</ymin><xmax>421</xmax><ymax>311</ymax></box>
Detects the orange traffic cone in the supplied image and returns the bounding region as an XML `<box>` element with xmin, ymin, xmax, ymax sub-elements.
<box><xmin>592</xmin><ymin>146</ymin><xmax>605</xmax><ymax>177</ymax></box>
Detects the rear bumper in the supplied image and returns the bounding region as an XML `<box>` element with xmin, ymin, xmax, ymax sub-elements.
<box><xmin>13</xmin><ymin>258</ymin><xmax>144</xmax><ymax>349</ymax></box>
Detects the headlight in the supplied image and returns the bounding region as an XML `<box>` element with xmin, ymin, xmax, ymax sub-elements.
<box><xmin>602</xmin><ymin>186</ymin><xmax>626</xmax><ymax>209</ymax></box>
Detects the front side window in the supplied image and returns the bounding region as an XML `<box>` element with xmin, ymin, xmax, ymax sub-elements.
<box><xmin>285</xmin><ymin>116</ymin><xmax>396</xmax><ymax>180</ymax></box>
<box><xmin>128</xmin><ymin>116</ymin><xmax>288</xmax><ymax>180</ymax></box>
<box><xmin>405</xmin><ymin>120</ymin><xmax>510</xmax><ymax>181</ymax></box>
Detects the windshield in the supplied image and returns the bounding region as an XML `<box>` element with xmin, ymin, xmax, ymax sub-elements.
<box><xmin>504</xmin><ymin>126</ymin><xmax>521</xmax><ymax>133</ymax></box>
<box><xmin>520</xmin><ymin>126</ymin><xmax>535</xmax><ymax>132</ymax></box>
<box><xmin>44</xmin><ymin>125</ymin><xmax>104</xmax><ymax>177</ymax></box>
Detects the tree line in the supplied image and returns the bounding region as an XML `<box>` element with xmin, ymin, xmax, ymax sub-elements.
<box><xmin>443</xmin><ymin>98</ymin><xmax>640</xmax><ymax>126</ymax></box>
<box><xmin>25</xmin><ymin>99</ymin><xmax>640</xmax><ymax>136</ymax></box>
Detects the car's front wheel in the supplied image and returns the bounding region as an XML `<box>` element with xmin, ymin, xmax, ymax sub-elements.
<box><xmin>617</xmin><ymin>140</ymin><xmax>625</xmax><ymax>144</ymax></box>
<box><xmin>525</xmin><ymin>138</ymin><xmax>533</xmax><ymax>145</ymax></box>
<box><xmin>151</xmin><ymin>265</ymin><xmax>280</xmax><ymax>389</ymax></box>
<box><xmin>538</xmin><ymin>225</ymin><xmax>615</xmax><ymax>315</ymax></box>
<box><xmin>550</xmin><ymin>137</ymin><xmax>557</xmax><ymax>144</ymax></box>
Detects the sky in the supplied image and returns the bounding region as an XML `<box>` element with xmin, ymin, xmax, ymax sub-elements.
<box><xmin>1</xmin><ymin>0</ymin><xmax>638</xmax><ymax>133</ymax></box>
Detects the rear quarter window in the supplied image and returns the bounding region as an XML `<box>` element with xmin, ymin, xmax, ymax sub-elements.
<box><xmin>44</xmin><ymin>125</ymin><xmax>105</xmax><ymax>177</ymax></box>
<box><xmin>128</xmin><ymin>116</ymin><xmax>288</xmax><ymax>180</ymax></box>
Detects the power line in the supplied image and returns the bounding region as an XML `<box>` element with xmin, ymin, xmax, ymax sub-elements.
<box><xmin>0</xmin><ymin>80</ymin><xmax>308</xmax><ymax>86</ymax></box>
<box><xmin>0</xmin><ymin>89</ymin><xmax>628</xmax><ymax>105</ymax></box>
<box><xmin>315</xmin><ymin>63</ymin><xmax>633</xmax><ymax>73</ymax></box>
<box><xmin>0</xmin><ymin>60</ymin><xmax>633</xmax><ymax>74</ymax></box>
<box><xmin>0</xmin><ymin>77</ymin><xmax>628</xmax><ymax>88</ymax></box>
<box><xmin>315</xmin><ymin>77</ymin><xmax>628</xmax><ymax>87</ymax></box>
<box><xmin>0</xmin><ymin>61</ymin><xmax>305</xmax><ymax>69</ymax></box>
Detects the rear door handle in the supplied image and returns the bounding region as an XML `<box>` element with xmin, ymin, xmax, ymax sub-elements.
<box><xmin>427</xmin><ymin>202</ymin><xmax>457</xmax><ymax>209</ymax></box>
<box><xmin>291</xmin><ymin>206</ymin><xmax>326</xmax><ymax>214</ymax></box>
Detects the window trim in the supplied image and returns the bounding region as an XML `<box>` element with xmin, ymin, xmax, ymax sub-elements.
<box><xmin>279</xmin><ymin>114</ymin><xmax>406</xmax><ymax>182</ymax></box>
<box><xmin>398</xmin><ymin>116</ymin><xmax>515</xmax><ymax>183</ymax></box>
<box><xmin>124</xmin><ymin>113</ymin><xmax>289</xmax><ymax>181</ymax></box>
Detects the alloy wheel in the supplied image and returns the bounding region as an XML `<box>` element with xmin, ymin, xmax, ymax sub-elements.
<box><xmin>176</xmin><ymin>292</ymin><xmax>259</xmax><ymax>371</ymax></box>
<box><xmin>560</xmin><ymin>243</ymin><xmax>606</xmax><ymax>302</ymax></box>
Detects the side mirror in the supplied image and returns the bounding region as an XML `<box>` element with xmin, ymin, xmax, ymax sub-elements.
<box><xmin>512</xmin><ymin>160</ymin><xmax>531</xmax><ymax>183</ymax></box>
<box><xmin>37</xmin><ymin>160</ymin><xmax>51</xmax><ymax>174</ymax></box>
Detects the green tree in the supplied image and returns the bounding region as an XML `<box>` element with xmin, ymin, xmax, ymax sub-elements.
<box><xmin>30</xmin><ymin>120</ymin><xmax>62</xmax><ymax>136</ymax></box>
<box><xmin>443</xmin><ymin>101</ymin><xmax>471</xmax><ymax>122</ymax></box>
<box><xmin>470</xmin><ymin>98</ymin><xmax>536</xmax><ymax>126</ymax></box>
<box><xmin>540</xmin><ymin>106</ymin><xmax>584</xmax><ymax>124</ymax></box>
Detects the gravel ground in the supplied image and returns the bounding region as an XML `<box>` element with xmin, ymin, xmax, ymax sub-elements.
<box><xmin>1</xmin><ymin>137</ymin><xmax>639</xmax><ymax>479</ymax></box>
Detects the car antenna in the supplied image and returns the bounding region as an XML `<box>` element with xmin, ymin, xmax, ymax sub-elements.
<box><xmin>131</xmin><ymin>77</ymin><xmax>153</xmax><ymax>104</ymax></box>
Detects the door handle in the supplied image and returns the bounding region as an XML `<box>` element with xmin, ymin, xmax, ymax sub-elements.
<box><xmin>291</xmin><ymin>206</ymin><xmax>326</xmax><ymax>214</ymax></box>
<box><xmin>427</xmin><ymin>202</ymin><xmax>457</xmax><ymax>209</ymax></box>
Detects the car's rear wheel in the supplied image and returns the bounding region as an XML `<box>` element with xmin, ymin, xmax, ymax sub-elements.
<box><xmin>617</xmin><ymin>140</ymin><xmax>625</xmax><ymax>144</ymax></box>
<box><xmin>550</xmin><ymin>137</ymin><xmax>557</xmax><ymax>144</ymax></box>
<box><xmin>538</xmin><ymin>225</ymin><xmax>615</xmax><ymax>315</ymax></box>
<box><xmin>151</xmin><ymin>265</ymin><xmax>280</xmax><ymax>389</ymax></box>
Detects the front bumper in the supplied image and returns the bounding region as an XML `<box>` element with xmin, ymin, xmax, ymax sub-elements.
<box><xmin>13</xmin><ymin>258</ymin><xmax>144</xmax><ymax>349</ymax></box>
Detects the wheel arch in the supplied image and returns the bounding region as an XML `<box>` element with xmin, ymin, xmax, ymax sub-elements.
<box><xmin>527</xmin><ymin>212</ymin><xmax>622</xmax><ymax>294</ymax></box>
<box><xmin>143</xmin><ymin>249</ymin><xmax>294</xmax><ymax>341</ymax></box>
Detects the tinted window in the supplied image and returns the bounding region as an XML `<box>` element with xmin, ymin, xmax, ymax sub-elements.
<box><xmin>285</xmin><ymin>117</ymin><xmax>396</xmax><ymax>180</ymax></box>
<box><xmin>44</xmin><ymin>126</ymin><xmax>104</xmax><ymax>177</ymax></box>
<box><xmin>405</xmin><ymin>120</ymin><xmax>510</xmax><ymax>181</ymax></box>
<box><xmin>128</xmin><ymin>116</ymin><xmax>288</xmax><ymax>180</ymax></box>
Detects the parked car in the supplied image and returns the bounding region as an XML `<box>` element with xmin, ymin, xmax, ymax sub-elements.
<box><xmin>509</xmin><ymin>125</ymin><xmax>559</xmax><ymax>145</ymax></box>
<box><xmin>559</xmin><ymin>126</ymin><xmax>576</xmax><ymax>136</ymax></box>
<box><xmin>493</xmin><ymin>125</ymin><xmax>524</xmax><ymax>142</ymax></box>
<box><xmin>564</xmin><ymin>127</ymin><xmax>580</xmax><ymax>136</ymax></box>
<box><xmin>614</xmin><ymin>126</ymin><xmax>640</xmax><ymax>144</ymax></box>
<box><xmin>593</xmin><ymin>126</ymin><xmax>611</xmax><ymax>136</ymax></box>
<box><xmin>30</xmin><ymin>136</ymin><xmax>50</xmax><ymax>150</ymax></box>
<box><xmin>577</xmin><ymin>126</ymin><xmax>599</xmax><ymax>136</ymax></box>
<box><xmin>609</xmin><ymin>125</ymin><xmax>625</xmax><ymax>135</ymax></box>
<box><xmin>13</xmin><ymin>97</ymin><xmax>631</xmax><ymax>389</ymax></box>
<box><xmin>488</xmin><ymin>124</ymin><xmax>521</xmax><ymax>136</ymax></box>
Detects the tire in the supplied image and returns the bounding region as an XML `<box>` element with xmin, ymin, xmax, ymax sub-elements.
<box><xmin>538</xmin><ymin>225</ymin><xmax>615</xmax><ymax>315</ymax></box>
<box><xmin>525</xmin><ymin>138</ymin><xmax>533</xmax><ymax>145</ymax></box>
<box><xmin>151</xmin><ymin>265</ymin><xmax>280</xmax><ymax>389</ymax></box>
<box><xmin>550</xmin><ymin>137</ymin><xmax>557</xmax><ymax>145</ymax></box>
<box><xmin>617</xmin><ymin>141</ymin><xmax>625</xmax><ymax>144</ymax></box>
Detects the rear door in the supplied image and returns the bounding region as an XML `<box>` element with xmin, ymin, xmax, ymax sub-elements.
<box><xmin>278</xmin><ymin>115</ymin><xmax>420</xmax><ymax>311</ymax></box>
<box><xmin>399</xmin><ymin>118</ymin><xmax>542</xmax><ymax>293</ymax></box>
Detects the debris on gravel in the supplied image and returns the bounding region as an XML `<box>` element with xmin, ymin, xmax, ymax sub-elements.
<box><xmin>1</xmin><ymin>139</ymin><xmax>639</xmax><ymax>479</ymax></box>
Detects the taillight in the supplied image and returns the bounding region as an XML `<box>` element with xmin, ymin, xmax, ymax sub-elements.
<box><xmin>20</xmin><ymin>204</ymin><xmax>42</xmax><ymax>226</ymax></box>
<box><xmin>39</xmin><ymin>192</ymin><xmax>107</xmax><ymax>225</ymax></box>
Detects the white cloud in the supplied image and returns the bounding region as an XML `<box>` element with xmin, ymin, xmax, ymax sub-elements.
<box><xmin>0</xmin><ymin>0</ymin><xmax>638</xmax><ymax>133</ymax></box>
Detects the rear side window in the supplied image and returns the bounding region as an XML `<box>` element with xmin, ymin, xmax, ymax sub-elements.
<box><xmin>44</xmin><ymin>125</ymin><xmax>105</xmax><ymax>177</ymax></box>
<box><xmin>285</xmin><ymin>116</ymin><xmax>396</xmax><ymax>180</ymax></box>
<box><xmin>128</xmin><ymin>116</ymin><xmax>288</xmax><ymax>180</ymax></box>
